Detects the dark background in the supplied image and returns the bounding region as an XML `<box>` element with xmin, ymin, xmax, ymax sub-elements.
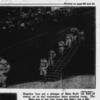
<box><xmin>0</xmin><ymin>7</ymin><xmax>95</xmax><ymax>86</ymax></box>
<box><xmin>0</xmin><ymin>93</ymin><xmax>17</xmax><ymax>100</ymax></box>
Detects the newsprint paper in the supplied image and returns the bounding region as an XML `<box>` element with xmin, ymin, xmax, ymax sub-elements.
<box><xmin>0</xmin><ymin>0</ymin><xmax>99</xmax><ymax>100</ymax></box>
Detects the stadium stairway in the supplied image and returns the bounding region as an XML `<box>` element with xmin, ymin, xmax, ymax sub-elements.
<box><xmin>45</xmin><ymin>37</ymin><xmax>83</xmax><ymax>81</ymax></box>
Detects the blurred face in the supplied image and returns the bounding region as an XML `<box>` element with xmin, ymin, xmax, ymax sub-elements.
<box><xmin>0</xmin><ymin>64</ymin><xmax>6</xmax><ymax>73</ymax></box>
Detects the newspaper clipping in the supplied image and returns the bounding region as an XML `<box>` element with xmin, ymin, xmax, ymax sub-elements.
<box><xmin>0</xmin><ymin>0</ymin><xmax>97</xmax><ymax>100</ymax></box>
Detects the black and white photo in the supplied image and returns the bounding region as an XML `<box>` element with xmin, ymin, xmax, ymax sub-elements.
<box><xmin>0</xmin><ymin>6</ymin><xmax>95</xmax><ymax>88</ymax></box>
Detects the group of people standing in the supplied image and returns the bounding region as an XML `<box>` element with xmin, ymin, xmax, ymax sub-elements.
<box><xmin>40</xmin><ymin>50</ymin><xmax>56</xmax><ymax>77</ymax></box>
<box><xmin>39</xmin><ymin>27</ymin><xmax>82</xmax><ymax>78</ymax></box>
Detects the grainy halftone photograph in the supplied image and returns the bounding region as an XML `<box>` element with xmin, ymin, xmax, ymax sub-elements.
<box><xmin>0</xmin><ymin>6</ymin><xmax>95</xmax><ymax>88</ymax></box>
<box><xmin>0</xmin><ymin>93</ymin><xmax>17</xmax><ymax>100</ymax></box>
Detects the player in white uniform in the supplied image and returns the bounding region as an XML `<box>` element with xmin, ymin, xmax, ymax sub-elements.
<box><xmin>65</xmin><ymin>34</ymin><xmax>73</xmax><ymax>48</ymax></box>
<box><xmin>48</xmin><ymin>50</ymin><xmax>56</xmax><ymax>66</ymax></box>
<box><xmin>71</xmin><ymin>28</ymin><xmax>84</xmax><ymax>41</ymax></box>
<box><xmin>40</xmin><ymin>58</ymin><xmax>48</xmax><ymax>77</ymax></box>
<box><xmin>0</xmin><ymin>57</ymin><xmax>10</xmax><ymax>87</ymax></box>
<box><xmin>58</xmin><ymin>41</ymin><xmax>65</xmax><ymax>55</ymax></box>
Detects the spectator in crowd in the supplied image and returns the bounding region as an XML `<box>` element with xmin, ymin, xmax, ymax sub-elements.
<box><xmin>0</xmin><ymin>57</ymin><xmax>10</xmax><ymax>87</ymax></box>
